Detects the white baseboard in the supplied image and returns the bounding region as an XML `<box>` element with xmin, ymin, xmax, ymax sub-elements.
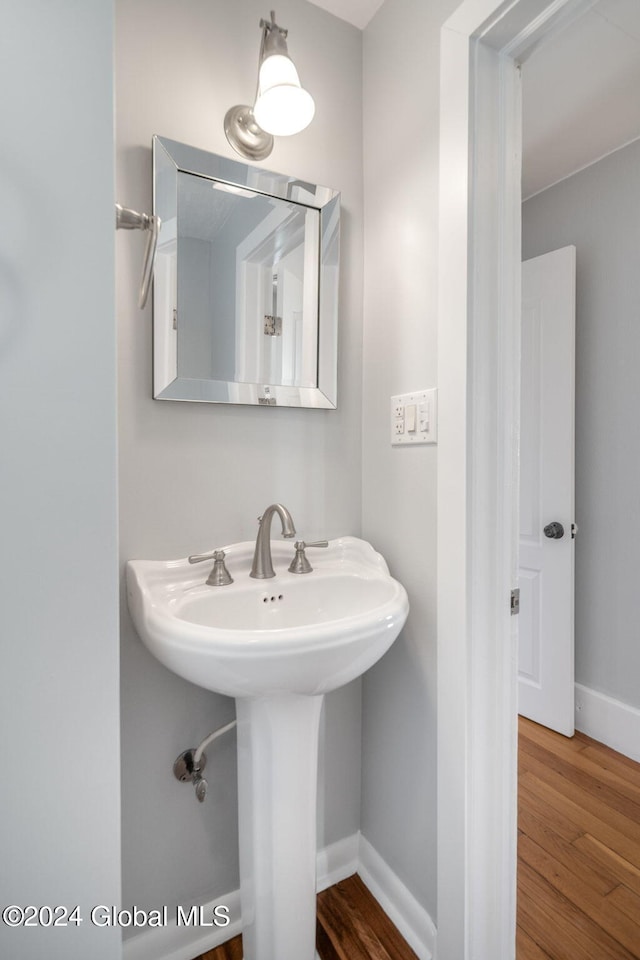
<box><xmin>575</xmin><ymin>682</ymin><xmax>640</xmax><ymax>763</ymax></box>
<box><xmin>122</xmin><ymin>890</ymin><xmax>242</xmax><ymax>960</ymax></box>
<box><xmin>123</xmin><ymin>832</ymin><xmax>436</xmax><ymax>960</ymax></box>
<box><xmin>123</xmin><ymin>834</ymin><xmax>359</xmax><ymax>960</ymax></box>
<box><xmin>357</xmin><ymin>834</ymin><xmax>436</xmax><ymax>960</ymax></box>
<box><xmin>316</xmin><ymin>832</ymin><xmax>360</xmax><ymax>891</ymax></box>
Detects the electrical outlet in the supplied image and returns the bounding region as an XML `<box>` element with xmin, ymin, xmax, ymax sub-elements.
<box><xmin>391</xmin><ymin>390</ymin><xmax>438</xmax><ymax>445</ymax></box>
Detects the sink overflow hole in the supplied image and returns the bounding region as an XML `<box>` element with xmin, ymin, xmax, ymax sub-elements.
<box><xmin>262</xmin><ymin>594</ymin><xmax>284</xmax><ymax>603</ymax></box>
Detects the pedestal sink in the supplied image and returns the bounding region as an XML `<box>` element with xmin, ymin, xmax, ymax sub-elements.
<box><xmin>126</xmin><ymin>536</ymin><xmax>409</xmax><ymax>960</ymax></box>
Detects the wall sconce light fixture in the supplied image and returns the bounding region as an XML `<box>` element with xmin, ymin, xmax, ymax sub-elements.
<box><xmin>224</xmin><ymin>10</ymin><xmax>315</xmax><ymax>161</ymax></box>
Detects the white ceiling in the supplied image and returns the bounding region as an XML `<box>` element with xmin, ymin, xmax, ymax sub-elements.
<box><xmin>521</xmin><ymin>0</ymin><xmax>640</xmax><ymax>197</ymax></box>
<box><xmin>310</xmin><ymin>0</ymin><xmax>640</xmax><ymax>199</ymax></box>
<box><xmin>308</xmin><ymin>0</ymin><xmax>383</xmax><ymax>30</ymax></box>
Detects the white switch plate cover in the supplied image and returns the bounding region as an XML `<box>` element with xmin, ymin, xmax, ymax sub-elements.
<box><xmin>390</xmin><ymin>389</ymin><xmax>437</xmax><ymax>445</ymax></box>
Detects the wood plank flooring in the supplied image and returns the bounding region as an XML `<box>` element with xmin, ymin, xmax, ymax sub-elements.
<box><xmin>316</xmin><ymin>874</ymin><xmax>418</xmax><ymax>960</ymax></box>
<box><xmin>518</xmin><ymin>717</ymin><xmax>640</xmax><ymax>959</ymax></box>
<box><xmin>195</xmin><ymin>719</ymin><xmax>640</xmax><ymax>960</ymax></box>
<box><xmin>198</xmin><ymin>936</ymin><xmax>243</xmax><ymax>960</ymax></box>
<box><xmin>195</xmin><ymin>874</ymin><xmax>417</xmax><ymax>960</ymax></box>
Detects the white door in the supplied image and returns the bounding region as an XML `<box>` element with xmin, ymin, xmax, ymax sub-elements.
<box><xmin>518</xmin><ymin>245</ymin><xmax>576</xmax><ymax>736</ymax></box>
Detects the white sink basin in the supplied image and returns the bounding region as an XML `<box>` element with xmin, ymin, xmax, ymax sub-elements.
<box><xmin>127</xmin><ymin>534</ymin><xmax>409</xmax><ymax>960</ymax></box>
<box><xmin>126</xmin><ymin>536</ymin><xmax>409</xmax><ymax>698</ymax></box>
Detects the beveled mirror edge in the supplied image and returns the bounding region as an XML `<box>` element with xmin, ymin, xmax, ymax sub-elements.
<box><xmin>151</xmin><ymin>135</ymin><xmax>340</xmax><ymax>410</ymax></box>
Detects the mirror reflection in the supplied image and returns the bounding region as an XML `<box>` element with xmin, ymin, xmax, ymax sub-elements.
<box><xmin>177</xmin><ymin>174</ymin><xmax>319</xmax><ymax>389</ymax></box>
<box><xmin>153</xmin><ymin>136</ymin><xmax>340</xmax><ymax>408</ymax></box>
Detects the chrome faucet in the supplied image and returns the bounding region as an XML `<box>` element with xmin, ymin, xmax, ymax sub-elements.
<box><xmin>250</xmin><ymin>504</ymin><xmax>296</xmax><ymax>579</ymax></box>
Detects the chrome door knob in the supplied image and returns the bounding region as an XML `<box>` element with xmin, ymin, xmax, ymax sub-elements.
<box><xmin>543</xmin><ymin>521</ymin><xmax>565</xmax><ymax>540</ymax></box>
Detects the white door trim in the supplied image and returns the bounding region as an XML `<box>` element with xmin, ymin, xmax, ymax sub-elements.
<box><xmin>436</xmin><ymin>1</ymin><xmax>594</xmax><ymax>958</ymax></box>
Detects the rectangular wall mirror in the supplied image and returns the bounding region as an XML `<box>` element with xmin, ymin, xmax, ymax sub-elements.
<box><xmin>152</xmin><ymin>136</ymin><xmax>340</xmax><ymax>408</ymax></box>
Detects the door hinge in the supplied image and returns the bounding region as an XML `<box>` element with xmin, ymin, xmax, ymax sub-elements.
<box><xmin>510</xmin><ymin>588</ymin><xmax>520</xmax><ymax>616</ymax></box>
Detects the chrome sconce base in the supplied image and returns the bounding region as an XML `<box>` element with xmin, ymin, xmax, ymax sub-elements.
<box><xmin>224</xmin><ymin>104</ymin><xmax>274</xmax><ymax>161</ymax></box>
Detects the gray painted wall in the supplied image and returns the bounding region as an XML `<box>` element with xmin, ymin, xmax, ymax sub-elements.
<box><xmin>361</xmin><ymin>0</ymin><xmax>459</xmax><ymax>922</ymax></box>
<box><xmin>0</xmin><ymin>3</ymin><xmax>121</xmax><ymax>959</ymax></box>
<box><xmin>116</xmin><ymin>0</ymin><xmax>364</xmax><ymax>917</ymax></box>
<box><xmin>0</xmin><ymin>0</ymin><xmax>472</xmax><ymax>944</ymax></box>
<box><xmin>523</xmin><ymin>138</ymin><xmax>640</xmax><ymax>711</ymax></box>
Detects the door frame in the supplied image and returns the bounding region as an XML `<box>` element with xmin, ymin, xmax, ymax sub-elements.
<box><xmin>436</xmin><ymin>1</ymin><xmax>593</xmax><ymax>957</ymax></box>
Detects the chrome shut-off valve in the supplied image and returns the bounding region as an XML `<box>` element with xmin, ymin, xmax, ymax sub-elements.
<box><xmin>173</xmin><ymin>749</ymin><xmax>208</xmax><ymax>803</ymax></box>
<box><xmin>172</xmin><ymin>721</ymin><xmax>236</xmax><ymax>804</ymax></box>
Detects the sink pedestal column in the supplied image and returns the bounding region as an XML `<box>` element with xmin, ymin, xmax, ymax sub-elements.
<box><xmin>235</xmin><ymin>693</ymin><xmax>324</xmax><ymax>960</ymax></box>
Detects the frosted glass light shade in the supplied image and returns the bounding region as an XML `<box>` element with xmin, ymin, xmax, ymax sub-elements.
<box><xmin>254</xmin><ymin>54</ymin><xmax>315</xmax><ymax>137</ymax></box>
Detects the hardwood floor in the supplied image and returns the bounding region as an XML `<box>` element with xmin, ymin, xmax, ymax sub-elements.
<box><xmin>316</xmin><ymin>874</ymin><xmax>418</xmax><ymax>960</ymax></box>
<box><xmin>198</xmin><ymin>937</ymin><xmax>243</xmax><ymax>960</ymax></box>
<box><xmin>196</xmin><ymin>719</ymin><xmax>640</xmax><ymax>960</ymax></box>
<box><xmin>195</xmin><ymin>874</ymin><xmax>417</xmax><ymax>960</ymax></box>
<box><xmin>518</xmin><ymin>717</ymin><xmax>640</xmax><ymax>959</ymax></box>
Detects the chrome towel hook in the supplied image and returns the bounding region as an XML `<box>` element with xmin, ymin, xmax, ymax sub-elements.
<box><xmin>115</xmin><ymin>203</ymin><xmax>161</xmax><ymax>309</ymax></box>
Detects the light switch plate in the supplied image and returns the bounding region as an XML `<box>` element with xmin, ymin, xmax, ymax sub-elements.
<box><xmin>390</xmin><ymin>389</ymin><xmax>437</xmax><ymax>445</ymax></box>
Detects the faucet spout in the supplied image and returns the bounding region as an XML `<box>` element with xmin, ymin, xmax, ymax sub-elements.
<box><xmin>250</xmin><ymin>504</ymin><xmax>296</xmax><ymax>579</ymax></box>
